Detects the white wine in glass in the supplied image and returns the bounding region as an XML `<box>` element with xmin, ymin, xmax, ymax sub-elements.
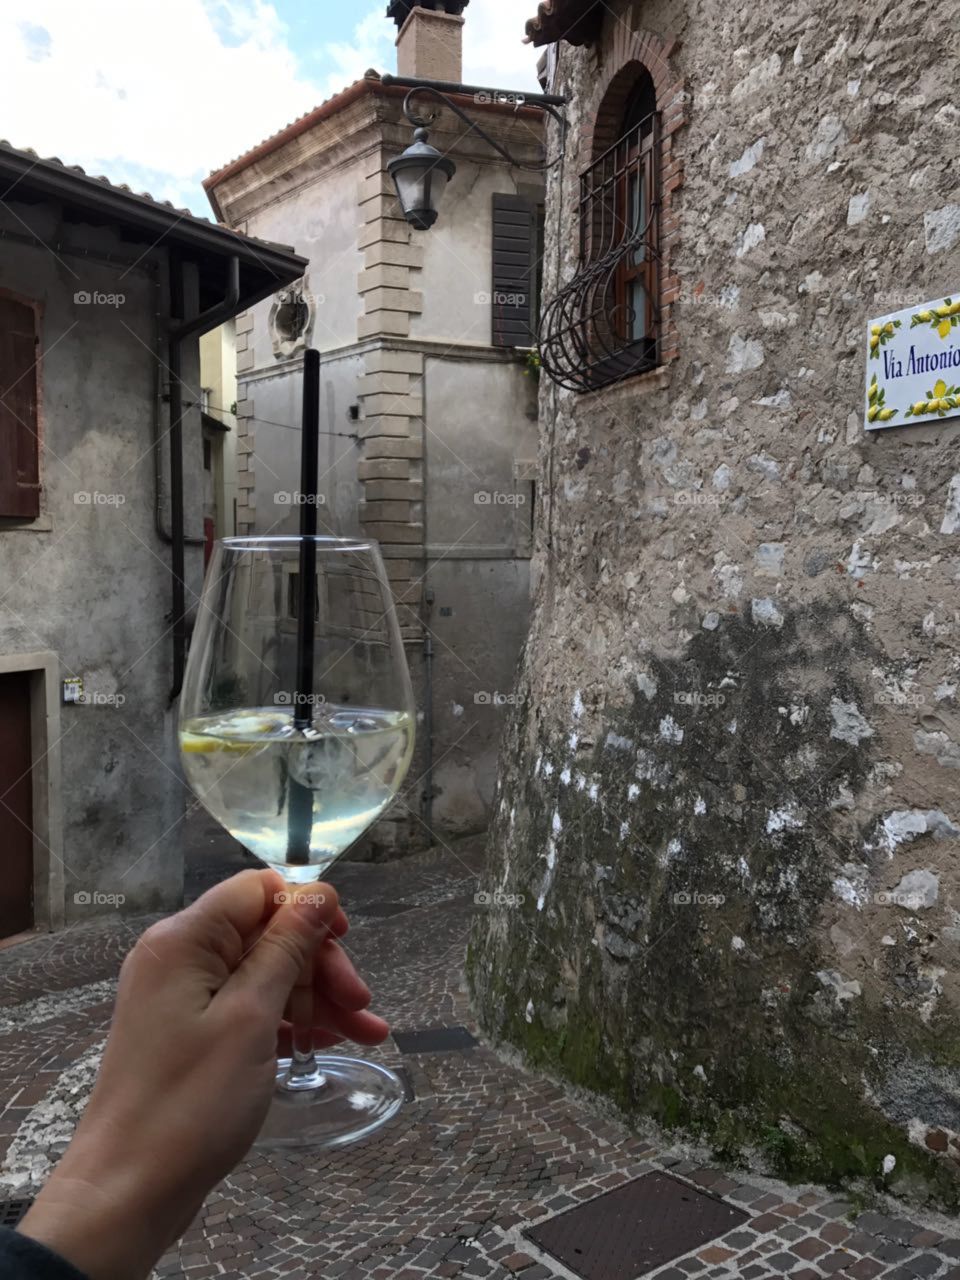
<box><xmin>179</xmin><ymin>535</ymin><xmax>415</xmax><ymax>1148</ymax></box>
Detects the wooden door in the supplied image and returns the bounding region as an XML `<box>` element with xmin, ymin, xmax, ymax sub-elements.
<box><xmin>0</xmin><ymin>673</ymin><xmax>34</xmax><ymax>936</ymax></box>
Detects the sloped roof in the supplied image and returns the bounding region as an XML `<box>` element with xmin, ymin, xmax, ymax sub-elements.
<box><xmin>204</xmin><ymin>68</ymin><xmax>545</xmax><ymax>221</ymax></box>
<box><xmin>524</xmin><ymin>0</ymin><xmax>604</xmax><ymax>47</ymax></box>
<box><xmin>0</xmin><ymin>139</ymin><xmax>307</xmax><ymax>310</ymax></box>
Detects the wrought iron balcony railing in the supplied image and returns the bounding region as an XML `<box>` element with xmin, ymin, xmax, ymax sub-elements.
<box><xmin>538</xmin><ymin>111</ymin><xmax>661</xmax><ymax>392</ymax></box>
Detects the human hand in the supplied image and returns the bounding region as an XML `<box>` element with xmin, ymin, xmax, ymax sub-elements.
<box><xmin>19</xmin><ymin>868</ymin><xmax>389</xmax><ymax>1280</ymax></box>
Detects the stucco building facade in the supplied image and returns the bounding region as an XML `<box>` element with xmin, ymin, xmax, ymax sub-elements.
<box><xmin>205</xmin><ymin>2</ymin><xmax>545</xmax><ymax>846</ymax></box>
<box><xmin>0</xmin><ymin>143</ymin><xmax>304</xmax><ymax>932</ymax></box>
<box><xmin>469</xmin><ymin>0</ymin><xmax>960</xmax><ymax>1204</ymax></box>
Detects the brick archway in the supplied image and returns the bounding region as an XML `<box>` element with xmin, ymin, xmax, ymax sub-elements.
<box><xmin>583</xmin><ymin>25</ymin><xmax>684</xmax><ymax>160</ymax></box>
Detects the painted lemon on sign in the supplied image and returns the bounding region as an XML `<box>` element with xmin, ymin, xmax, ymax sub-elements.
<box><xmin>904</xmin><ymin>379</ymin><xmax>960</xmax><ymax>419</ymax></box>
<box><xmin>869</xmin><ymin>318</ymin><xmax>901</xmax><ymax>359</ymax></box>
<box><xmin>866</xmin><ymin>372</ymin><xmax>898</xmax><ymax>424</ymax></box>
<box><xmin>911</xmin><ymin>298</ymin><xmax>960</xmax><ymax>341</ymax></box>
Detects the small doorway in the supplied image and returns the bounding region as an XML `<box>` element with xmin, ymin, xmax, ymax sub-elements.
<box><xmin>0</xmin><ymin>671</ymin><xmax>34</xmax><ymax>936</ymax></box>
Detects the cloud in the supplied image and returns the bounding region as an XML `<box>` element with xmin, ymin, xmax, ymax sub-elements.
<box><xmin>0</xmin><ymin>0</ymin><xmax>323</xmax><ymax>212</ymax></box>
<box><xmin>321</xmin><ymin>4</ymin><xmax>396</xmax><ymax>99</ymax></box>
<box><xmin>462</xmin><ymin>0</ymin><xmax>543</xmax><ymax>92</ymax></box>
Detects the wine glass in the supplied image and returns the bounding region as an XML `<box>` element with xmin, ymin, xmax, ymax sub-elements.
<box><xmin>179</xmin><ymin>534</ymin><xmax>415</xmax><ymax>1148</ymax></box>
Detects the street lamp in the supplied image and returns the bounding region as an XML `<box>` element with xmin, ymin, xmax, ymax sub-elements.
<box><xmin>382</xmin><ymin>74</ymin><xmax>568</xmax><ymax>231</ymax></box>
<box><xmin>386</xmin><ymin>127</ymin><xmax>457</xmax><ymax>231</ymax></box>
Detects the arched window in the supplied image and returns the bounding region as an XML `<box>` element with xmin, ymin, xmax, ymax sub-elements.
<box><xmin>539</xmin><ymin>64</ymin><xmax>662</xmax><ymax>392</ymax></box>
<box><xmin>579</xmin><ymin>65</ymin><xmax>660</xmax><ymax>375</ymax></box>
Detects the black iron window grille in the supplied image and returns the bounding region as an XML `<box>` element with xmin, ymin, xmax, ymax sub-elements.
<box><xmin>539</xmin><ymin>108</ymin><xmax>662</xmax><ymax>391</ymax></box>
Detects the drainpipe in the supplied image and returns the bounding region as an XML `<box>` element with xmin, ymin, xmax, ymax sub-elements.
<box><xmin>422</xmin><ymin>588</ymin><xmax>435</xmax><ymax>831</ymax></box>
<box><xmin>420</xmin><ymin>362</ymin><xmax>434</xmax><ymax>833</ymax></box>
<box><xmin>151</xmin><ymin>269</ymin><xmax>204</xmax><ymax>548</ymax></box>
<box><xmin>167</xmin><ymin>254</ymin><xmax>240</xmax><ymax>704</ymax></box>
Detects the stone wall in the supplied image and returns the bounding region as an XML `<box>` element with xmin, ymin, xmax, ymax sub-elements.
<box><xmin>468</xmin><ymin>0</ymin><xmax>960</xmax><ymax>1206</ymax></box>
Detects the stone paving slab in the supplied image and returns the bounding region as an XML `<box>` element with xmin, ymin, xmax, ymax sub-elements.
<box><xmin>0</xmin><ymin>829</ymin><xmax>957</xmax><ymax>1279</ymax></box>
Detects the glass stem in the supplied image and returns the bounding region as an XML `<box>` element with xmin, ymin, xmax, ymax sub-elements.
<box><xmin>285</xmin><ymin>958</ymin><xmax>322</xmax><ymax>1084</ymax></box>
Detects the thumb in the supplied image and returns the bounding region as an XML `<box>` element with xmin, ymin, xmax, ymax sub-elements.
<box><xmin>224</xmin><ymin>883</ymin><xmax>340</xmax><ymax>1022</ymax></box>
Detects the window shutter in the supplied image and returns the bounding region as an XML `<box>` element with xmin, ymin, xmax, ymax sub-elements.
<box><xmin>491</xmin><ymin>194</ymin><xmax>539</xmax><ymax>348</ymax></box>
<box><xmin>0</xmin><ymin>297</ymin><xmax>40</xmax><ymax>519</ymax></box>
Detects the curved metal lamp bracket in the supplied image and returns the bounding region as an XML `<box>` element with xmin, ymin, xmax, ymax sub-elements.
<box><xmin>399</xmin><ymin>85</ymin><xmax>567</xmax><ymax>173</ymax></box>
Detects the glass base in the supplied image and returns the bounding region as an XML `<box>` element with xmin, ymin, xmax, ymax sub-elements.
<box><xmin>256</xmin><ymin>1055</ymin><xmax>405</xmax><ymax>1150</ymax></box>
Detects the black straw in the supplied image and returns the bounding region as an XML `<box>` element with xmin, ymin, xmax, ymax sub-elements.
<box><xmin>286</xmin><ymin>348</ymin><xmax>321</xmax><ymax>866</ymax></box>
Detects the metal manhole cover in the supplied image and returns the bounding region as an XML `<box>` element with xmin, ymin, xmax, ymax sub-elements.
<box><xmin>0</xmin><ymin>1199</ymin><xmax>32</xmax><ymax>1228</ymax></box>
<box><xmin>524</xmin><ymin>1172</ymin><xmax>747</xmax><ymax>1280</ymax></box>
<box><xmin>392</xmin><ymin>1025</ymin><xmax>478</xmax><ymax>1054</ymax></box>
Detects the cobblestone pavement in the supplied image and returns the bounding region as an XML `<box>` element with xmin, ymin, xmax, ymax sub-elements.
<box><xmin>0</xmin><ymin>827</ymin><xmax>959</xmax><ymax>1280</ymax></box>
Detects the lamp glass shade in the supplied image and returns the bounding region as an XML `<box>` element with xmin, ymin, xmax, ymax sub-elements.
<box><xmin>388</xmin><ymin>131</ymin><xmax>456</xmax><ymax>231</ymax></box>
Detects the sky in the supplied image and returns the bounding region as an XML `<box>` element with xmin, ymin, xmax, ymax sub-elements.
<box><xmin>0</xmin><ymin>0</ymin><xmax>542</xmax><ymax>215</ymax></box>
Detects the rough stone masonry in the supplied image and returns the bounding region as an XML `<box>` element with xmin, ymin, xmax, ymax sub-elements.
<box><xmin>468</xmin><ymin>0</ymin><xmax>960</xmax><ymax>1208</ymax></box>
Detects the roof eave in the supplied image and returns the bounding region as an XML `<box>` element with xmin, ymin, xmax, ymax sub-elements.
<box><xmin>0</xmin><ymin>145</ymin><xmax>307</xmax><ymax>307</ymax></box>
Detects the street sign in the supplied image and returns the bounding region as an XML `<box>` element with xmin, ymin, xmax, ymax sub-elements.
<box><xmin>865</xmin><ymin>292</ymin><xmax>960</xmax><ymax>431</ymax></box>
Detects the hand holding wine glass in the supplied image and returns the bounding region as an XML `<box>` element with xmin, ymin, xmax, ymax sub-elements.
<box><xmin>17</xmin><ymin>868</ymin><xmax>389</xmax><ymax>1280</ymax></box>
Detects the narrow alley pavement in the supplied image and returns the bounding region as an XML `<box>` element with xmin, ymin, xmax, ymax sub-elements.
<box><xmin>0</xmin><ymin>822</ymin><xmax>958</xmax><ymax>1280</ymax></box>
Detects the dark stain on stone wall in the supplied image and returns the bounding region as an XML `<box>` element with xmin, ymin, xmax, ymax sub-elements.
<box><xmin>469</xmin><ymin>603</ymin><xmax>960</xmax><ymax>1207</ymax></box>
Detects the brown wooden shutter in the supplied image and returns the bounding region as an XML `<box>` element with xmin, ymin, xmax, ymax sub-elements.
<box><xmin>491</xmin><ymin>194</ymin><xmax>540</xmax><ymax>348</ymax></box>
<box><xmin>0</xmin><ymin>297</ymin><xmax>40</xmax><ymax>519</ymax></box>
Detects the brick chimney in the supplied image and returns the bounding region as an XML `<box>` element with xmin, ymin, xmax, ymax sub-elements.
<box><xmin>388</xmin><ymin>0</ymin><xmax>469</xmax><ymax>84</ymax></box>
